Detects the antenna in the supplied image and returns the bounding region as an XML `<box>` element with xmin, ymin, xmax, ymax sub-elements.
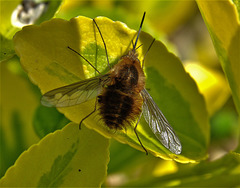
<box><xmin>93</xmin><ymin>19</ymin><xmax>111</xmax><ymax>70</ymax></box>
<box><xmin>142</xmin><ymin>38</ymin><xmax>155</xmax><ymax>68</ymax></box>
<box><xmin>67</xmin><ymin>46</ymin><xmax>101</xmax><ymax>74</ymax></box>
<box><xmin>133</xmin><ymin>12</ymin><xmax>146</xmax><ymax>50</ymax></box>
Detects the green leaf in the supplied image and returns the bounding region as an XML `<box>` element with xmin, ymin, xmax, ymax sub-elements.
<box><xmin>0</xmin><ymin>122</ymin><xmax>109</xmax><ymax>187</ymax></box>
<box><xmin>0</xmin><ymin>35</ymin><xmax>15</xmax><ymax>62</ymax></box>
<box><xmin>0</xmin><ymin>0</ymin><xmax>20</xmax><ymax>39</ymax></box>
<box><xmin>124</xmin><ymin>152</ymin><xmax>240</xmax><ymax>187</ymax></box>
<box><xmin>0</xmin><ymin>0</ymin><xmax>20</xmax><ymax>62</ymax></box>
<box><xmin>0</xmin><ymin>59</ymin><xmax>40</xmax><ymax>177</ymax></box>
<box><xmin>210</xmin><ymin>109</ymin><xmax>238</xmax><ymax>140</ymax></box>
<box><xmin>232</xmin><ymin>0</ymin><xmax>240</xmax><ymax>20</ymax></box>
<box><xmin>33</xmin><ymin>105</ymin><xmax>70</xmax><ymax>138</ymax></box>
<box><xmin>13</xmin><ymin>16</ymin><xmax>209</xmax><ymax>162</ymax></box>
<box><xmin>0</xmin><ymin>111</ymin><xmax>25</xmax><ymax>178</ymax></box>
<box><xmin>197</xmin><ymin>0</ymin><xmax>240</xmax><ymax>115</ymax></box>
<box><xmin>107</xmin><ymin>140</ymin><xmax>146</xmax><ymax>174</ymax></box>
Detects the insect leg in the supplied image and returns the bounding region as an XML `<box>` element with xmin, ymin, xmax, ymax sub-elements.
<box><xmin>134</xmin><ymin>111</ymin><xmax>148</xmax><ymax>155</ymax></box>
<box><xmin>79</xmin><ymin>97</ymin><xmax>98</xmax><ymax>129</ymax></box>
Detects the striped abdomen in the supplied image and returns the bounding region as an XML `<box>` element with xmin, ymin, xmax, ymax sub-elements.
<box><xmin>98</xmin><ymin>88</ymin><xmax>142</xmax><ymax>129</ymax></box>
<box><xmin>98</xmin><ymin>53</ymin><xmax>145</xmax><ymax>129</ymax></box>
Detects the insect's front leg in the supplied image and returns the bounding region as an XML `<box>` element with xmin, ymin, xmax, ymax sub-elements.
<box><xmin>79</xmin><ymin>97</ymin><xmax>98</xmax><ymax>129</ymax></box>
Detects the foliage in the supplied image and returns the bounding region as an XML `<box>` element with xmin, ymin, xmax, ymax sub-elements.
<box><xmin>0</xmin><ymin>0</ymin><xmax>239</xmax><ymax>187</ymax></box>
<box><xmin>0</xmin><ymin>123</ymin><xmax>109</xmax><ymax>187</ymax></box>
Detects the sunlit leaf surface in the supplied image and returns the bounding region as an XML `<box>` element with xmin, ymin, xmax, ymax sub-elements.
<box><xmin>124</xmin><ymin>152</ymin><xmax>240</xmax><ymax>187</ymax></box>
<box><xmin>13</xmin><ymin>16</ymin><xmax>209</xmax><ymax>162</ymax></box>
<box><xmin>197</xmin><ymin>0</ymin><xmax>240</xmax><ymax>115</ymax></box>
<box><xmin>0</xmin><ymin>123</ymin><xmax>109</xmax><ymax>187</ymax></box>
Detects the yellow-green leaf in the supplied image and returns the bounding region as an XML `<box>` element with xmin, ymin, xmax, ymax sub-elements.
<box><xmin>197</xmin><ymin>0</ymin><xmax>240</xmax><ymax>115</ymax></box>
<box><xmin>124</xmin><ymin>152</ymin><xmax>240</xmax><ymax>187</ymax></box>
<box><xmin>0</xmin><ymin>35</ymin><xmax>15</xmax><ymax>61</ymax></box>
<box><xmin>33</xmin><ymin>105</ymin><xmax>70</xmax><ymax>138</ymax></box>
<box><xmin>0</xmin><ymin>58</ymin><xmax>40</xmax><ymax>177</ymax></box>
<box><xmin>13</xmin><ymin>16</ymin><xmax>209</xmax><ymax>162</ymax></box>
<box><xmin>184</xmin><ymin>62</ymin><xmax>231</xmax><ymax>116</ymax></box>
<box><xmin>0</xmin><ymin>123</ymin><xmax>109</xmax><ymax>187</ymax></box>
<box><xmin>0</xmin><ymin>0</ymin><xmax>20</xmax><ymax>39</ymax></box>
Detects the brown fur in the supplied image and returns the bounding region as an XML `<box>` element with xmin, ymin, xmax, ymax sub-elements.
<box><xmin>98</xmin><ymin>50</ymin><xmax>145</xmax><ymax>130</ymax></box>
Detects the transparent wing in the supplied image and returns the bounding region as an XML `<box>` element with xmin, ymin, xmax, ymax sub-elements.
<box><xmin>141</xmin><ymin>89</ymin><xmax>182</xmax><ymax>154</ymax></box>
<box><xmin>41</xmin><ymin>74</ymin><xmax>110</xmax><ymax>107</ymax></box>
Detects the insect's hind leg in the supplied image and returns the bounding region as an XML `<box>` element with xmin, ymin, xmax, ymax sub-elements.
<box><xmin>134</xmin><ymin>112</ymin><xmax>148</xmax><ymax>155</ymax></box>
<box><xmin>79</xmin><ymin>97</ymin><xmax>98</xmax><ymax>129</ymax></box>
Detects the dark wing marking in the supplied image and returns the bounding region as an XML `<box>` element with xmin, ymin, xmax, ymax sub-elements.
<box><xmin>141</xmin><ymin>89</ymin><xmax>182</xmax><ymax>154</ymax></box>
<box><xmin>41</xmin><ymin>74</ymin><xmax>110</xmax><ymax>107</ymax></box>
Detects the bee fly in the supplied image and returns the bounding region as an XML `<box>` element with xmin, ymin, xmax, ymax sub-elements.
<box><xmin>41</xmin><ymin>12</ymin><xmax>182</xmax><ymax>155</ymax></box>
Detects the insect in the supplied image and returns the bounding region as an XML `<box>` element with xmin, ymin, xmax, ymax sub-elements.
<box><xmin>41</xmin><ymin>12</ymin><xmax>182</xmax><ymax>155</ymax></box>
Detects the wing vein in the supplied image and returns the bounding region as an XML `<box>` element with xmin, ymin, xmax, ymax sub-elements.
<box><xmin>141</xmin><ymin>89</ymin><xmax>182</xmax><ymax>154</ymax></box>
<box><xmin>41</xmin><ymin>74</ymin><xmax>110</xmax><ymax>107</ymax></box>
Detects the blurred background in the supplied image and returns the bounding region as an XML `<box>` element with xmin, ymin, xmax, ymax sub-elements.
<box><xmin>1</xmin><ymin>0</ymin><xmax>239</xmax><ymax>186</ymax></box>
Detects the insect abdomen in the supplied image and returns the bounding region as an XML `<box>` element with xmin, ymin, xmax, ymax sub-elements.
<box><xmin>98</xmin><ymin>88</ymin><xmax>142</xmax><ymax>130</ymax></box>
